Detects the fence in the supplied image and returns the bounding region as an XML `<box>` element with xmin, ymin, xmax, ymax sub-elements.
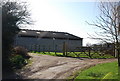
<box><xmin>15</xmin><ymin>42</ymin><xmax>115</xmax><ymax>58</ymax></box>
<box><xmin>62</xmin><ymin>43</ymin><xmax>115</xmax><ymax>58</ymax></box>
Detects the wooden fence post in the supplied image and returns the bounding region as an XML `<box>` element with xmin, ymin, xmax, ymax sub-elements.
<box><xmin>63</xmin><ymin>42</ymin><xmax>65</xmax><ymax>56</ymax></box>
<box><xmin>63</xmin><ymin>42</ymin><xmax>68</xmax><ymax>56</ymax></box>
<box><xmin>88</xmin><ymin>47</ymin><xmax>91</xmax><ymax>58</ymax></box>
<box><xmin>65</xmin><ymin>43</ymin><xmax>68</xmax><ymax>56</ymax></box>
<box><xmin>55</xmin><ymin>45</ymin><xmax>57</xmax><ymax>55</ymax></box>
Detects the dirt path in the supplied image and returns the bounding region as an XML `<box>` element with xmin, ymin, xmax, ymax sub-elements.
<box><xmin>16</xmin><ymin>53</ymin><xmax>117</xmax><ymax>79</ymax></box>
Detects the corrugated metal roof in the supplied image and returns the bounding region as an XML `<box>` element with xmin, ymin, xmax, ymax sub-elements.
<box><xmin>18</xmin><ymin>29</ymin><xmax>83</xmax><ymax>40</ymax></box>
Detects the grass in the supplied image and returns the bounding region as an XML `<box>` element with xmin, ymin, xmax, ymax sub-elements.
<box><xmin>35</xmin><ymin>51</ymin><xmax>63</xmax><ymax>56</ymax></box>
<box><xmin>74</xmin><ymin>61</ymin><xmax>118</xmax><ymax>80</ymax></box>
<box><xmin>31</xmin><ymin>51</ymin><xmax>115</xmax><ymax>59</ymax></box>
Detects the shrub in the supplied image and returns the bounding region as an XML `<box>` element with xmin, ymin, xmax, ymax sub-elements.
<box><xmin>14</xmin><ymin>46</ymin><xmax>30</xmax><ymax>59</ymax></box>
<box><xmin>9</xmin><ymin>46</ymin><xmax>31</xmax><ymax>69</ymax></box>
<box><xmin>10</xmin><ymin>55</ymin><xmax>26</xmax><ymax>69</ymax></box>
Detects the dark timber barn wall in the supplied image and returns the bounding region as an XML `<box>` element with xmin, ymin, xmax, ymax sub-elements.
<box><xmin>14</xmin><ymin>29</ymin><xmax>83</xmax><ymax>52</ymax></box>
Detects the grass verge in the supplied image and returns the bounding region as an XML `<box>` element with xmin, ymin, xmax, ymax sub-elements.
<box><xmin>73</xmin><ymin>61</ymin><xmax>118</xmax><ymax>80</ymax></box>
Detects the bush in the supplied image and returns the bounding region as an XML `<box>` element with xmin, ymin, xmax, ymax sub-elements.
<box><xmin>10</xmin><ymin>55</ymin><xmax>26</xmax><ymax>69</ymax></box>
<box><xmin>9</xmin><ymin>46</ymin><xmax>31</xmax><ymax>69</ymax></box>
<box><xmin>14</xmin><ymin>46</ymin><xmax>30</xmax><ymax>59</ymax></box>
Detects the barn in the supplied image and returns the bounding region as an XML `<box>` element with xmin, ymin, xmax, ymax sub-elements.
<box><xmin>14</xmin><ymin>29</ymin><xmax>83</xmax><ymax>52</ymax></box>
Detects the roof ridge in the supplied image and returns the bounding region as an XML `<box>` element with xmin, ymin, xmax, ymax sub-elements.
<box><xmin>20</xmin><ymin>29</ymin><xmax>68</xmax><ymax>33</ymax></box>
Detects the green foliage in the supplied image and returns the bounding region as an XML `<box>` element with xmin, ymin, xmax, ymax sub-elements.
<box><xmin>10</xmin><ymin>55</ymin><xmax>26</xmax><ymax>69</ymax></box>
<box><xmin>74</xmin><ymin>61</ymin><xmax>118</xmax><ymax>80</ymax></box>
<box><xmin>2</xmin><ymin>1</ymin><xmax>31</xmax><ymax>71</ymax></box>
<box><xmin>8</xmin><ymin>46</ymin><xmax>31</xmax><ymax>69</ymax></box>
<box><xmin>1</xmin><ymin>1</ymin><xmax>30</xmax><ymax>73</ymax></box>
<box><xmin>31</xmin><ymin>51</ymin><xmax>36</xmax><ymax>53</ymax></box>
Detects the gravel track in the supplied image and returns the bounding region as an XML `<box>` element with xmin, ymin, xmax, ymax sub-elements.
<box><xmin>15</xmin><ymin>53</ymin><xmax>117</xmax><ymax>79</ymax></box>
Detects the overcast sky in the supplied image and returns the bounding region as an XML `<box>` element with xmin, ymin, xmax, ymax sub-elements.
<box><xmin>21</xmin><ymin>0</ymin><xmax>119</xmax><ymax>46</ymax></box>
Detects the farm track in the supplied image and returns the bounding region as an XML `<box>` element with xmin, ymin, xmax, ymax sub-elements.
<box><xmin>9</xmin><ymin>53</ymin><xmax>117</xmax><ymax>79</ymax></box>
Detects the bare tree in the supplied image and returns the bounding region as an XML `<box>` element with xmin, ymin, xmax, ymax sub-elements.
<box><xmin>86</xmin><ymin>42</ymin><xmax>92</xmax><ymax>47</ymax></box>
<box><xmin>87</xmin><ymin>2</ymin><xmax>120</xmax><ymax>66</ymax></box>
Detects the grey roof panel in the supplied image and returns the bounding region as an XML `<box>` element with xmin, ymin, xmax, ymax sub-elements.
<box><xmin>18</xmin><ymin>29</ymin><xmax>83</xmax><ymax>40</ymax></box>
